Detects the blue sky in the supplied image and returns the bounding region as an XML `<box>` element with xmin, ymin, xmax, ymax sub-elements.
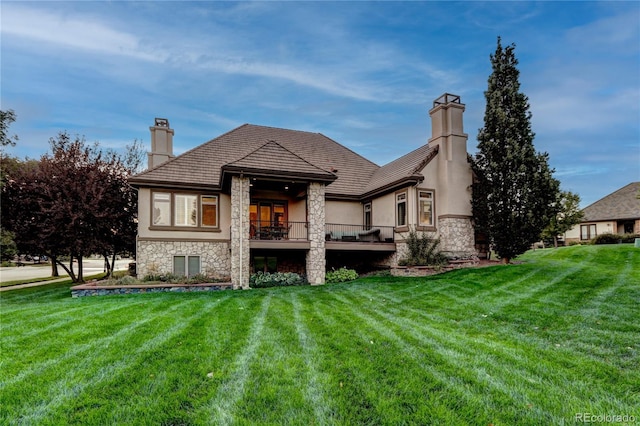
<box><xmin>2</xmin><ymin>1</ymin><xmax>639</xmax><ymax>207</ymax></box>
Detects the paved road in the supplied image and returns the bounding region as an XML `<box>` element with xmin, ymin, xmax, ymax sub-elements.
<box><xmin>0</xmin><ymin>258</ymin><xmax>133</xmax><ymax>283</ymax></box>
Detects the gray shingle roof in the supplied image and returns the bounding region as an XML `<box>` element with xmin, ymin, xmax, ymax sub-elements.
<box><xmin>130</xmin><ymin>123</ymin><xmax>442</xmax><ymax>199</ymax></box>
<box><xmin>362</xmin><ymin>144</ymin><xmax>439</xmax><ymax>196</ymax></box>
<box><xmin>130</xmin><ymin>124</ymin><xmax>378</xmax><ymax>196</ymax></box>
<box><xmin>582</xmin><ymin>182</ymin><xmax>640</xmax><ymax>222</ymax></box>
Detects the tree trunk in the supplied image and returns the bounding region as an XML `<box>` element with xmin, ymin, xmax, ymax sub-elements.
<box><xmin>50</xmin><ymin>255</ymin><xmax>59</xmax><ymax>277</ymax></box>
<box><xmin>77</xmin><ymin>256</ymin><xmax>84</xmax><ymax>283</ymax></box>
<box><xmin>111</xmin><ymin>252</ymin><xmax>117</xmax><ymax>277</ymax></box>
<box><xmin>56</xmin><ymin>256</ymin><xmax>76</xmax><ymax>282</ymax></box>
<box><xmin>103</xmin><ymin>253</ymin><xmax>112</xmax><ymax>278</ymax></box>
<box><xmin>553</xmin><ymin>236</ymin><xmax>558</xmax><ymax>248</ymax></box>
<box><xmin>501</xmin><ymin>257</ymin><xmax>510</xmax><ymax>264</ymax></box>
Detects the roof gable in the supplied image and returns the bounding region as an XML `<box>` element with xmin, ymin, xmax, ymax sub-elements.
<box><xmin>222</xmin><ymin>140</ymin><xmax>337</xmax><ymax>182</ymax></box>
<box><xmin>362</xmin><ymin>144</ymin><xmax>439</xmax><ymax>197</ymax></box>
<box><xmin>582</xmin><ymin>182</ymin><xmax>640</xmax><ymax>222</ymax></box>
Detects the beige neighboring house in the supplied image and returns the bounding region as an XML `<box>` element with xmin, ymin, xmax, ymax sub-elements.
<box><xmin>564</xmin><ymin>182</ymin><xmax>640</xmax><ymax>243</ymax></box>
<box><xmin>129</xmin><ymin>94</ymin><xmax>477</xmax><ymax>289</ymax></box>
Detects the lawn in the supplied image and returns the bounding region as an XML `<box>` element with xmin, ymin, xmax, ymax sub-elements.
<box><xmin>1</xmin><ymin>245</ymin><xmax>638</xmax><ymax>425</ymax></box>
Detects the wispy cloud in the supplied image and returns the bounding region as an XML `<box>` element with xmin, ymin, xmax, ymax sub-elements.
<box><xmin>1</xmin><ymin>5</ymin><xmax>166</xmax><ymax>62</ymax></box>
<box><xmin>1</xmin><ymin>3</ymin><xmax>455</xmax><ymax>104</ymax></box>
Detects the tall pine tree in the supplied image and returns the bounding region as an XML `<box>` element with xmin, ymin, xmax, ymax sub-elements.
<box><xmin>472</xmin><ymin>37</ymin><xmax>559</xmax><ymax>263</ymax></box>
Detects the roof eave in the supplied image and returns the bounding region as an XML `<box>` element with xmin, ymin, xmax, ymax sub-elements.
<box><xmin>128</xmin><ymin>178</ymin><xmax>221</xmax><ymax>192</ymax></box>
<box><xmin>360</xmin><ymin>175</ymin><xmax>425</xmax><ymax>200</ymax></box>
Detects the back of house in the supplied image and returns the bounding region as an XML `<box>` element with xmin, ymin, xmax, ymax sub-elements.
<box><xmin>129</xmin><ymin>94</ymin><xmax>477</xmax><ymax>288</ymax></box>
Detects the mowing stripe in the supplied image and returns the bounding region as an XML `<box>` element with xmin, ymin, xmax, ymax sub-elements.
<box><xmin>483</xmin><ymin>262</ymin><xmax>588</xmax><ymax>313</ymax></box>
<box><xmin>1</xmin><ymin>299</ymin><xmax>151</xmax><ymax>346</ymax></box>
<box><xmin>1</xmin><ymin>298</ymin><xmax>201</xmax><ymax>390</ymax></box>
<box><xmin>200</xmin><ymin>293</ymin><xmax>272</xmax><ymax>425</ymax></box>
<box><xmin>324</xmin><ymin>291</ymin><xmax>564</xmax><ymax>423</ymax></box>
<box><xmin>12</xmin><ymin>297</ymin><xmax>229</xmax><ymax>424</ymax></box>
<box><xmin>581</xmin><ymin>250</ymin><xmax>635</xmax><ymax>313</ymax></box>
<box><xmin>290</xmin><ymin>293</ymin><xmax>334</xmax><ymax>425</ymax></box>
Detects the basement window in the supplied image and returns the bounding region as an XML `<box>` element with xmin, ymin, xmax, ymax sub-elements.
<box><xmin>174</xmin><ymin>255</ymin><xmax>201</xmax><ymax>277</ymax></box>
<box><xmin>254</xmin><ymin>256</ymin><xmax>277</xmax><ymax>273</ymax></box>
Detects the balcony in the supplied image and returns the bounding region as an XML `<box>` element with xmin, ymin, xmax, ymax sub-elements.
<box><xmin>325</xmin><ymin>223</ymin><xmax>396</xmax><ymax>252</ymax></box>
<box><xmin>250</xmin><ymin>220</ymin><xmax>308</xmax><ymax>241</ymax></box>
<box><xmin>247</xmin><ymin>221</ymin><xmax>396</xmax><ymax>251</ymax></box>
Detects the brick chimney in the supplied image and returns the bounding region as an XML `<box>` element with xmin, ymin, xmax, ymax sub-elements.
<box><xmin>148</xmin><ymin>118</ymin><xmax>175</xmax><ymax>169</ymax></box>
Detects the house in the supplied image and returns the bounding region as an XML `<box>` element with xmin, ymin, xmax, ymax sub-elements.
<box><xmin>129</xmin><ymin>94</ymin><xmax>476</xmax><ymax>289</ymax></box>
<box><xmin>564</xmin><ymin>182</ymin><xmax>640</xmax><ymax>242</ymax></box>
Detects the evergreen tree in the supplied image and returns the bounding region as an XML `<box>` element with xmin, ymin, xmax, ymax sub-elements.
<box><xmin>472</xmin><ymin>37</ymin><xmax>560</xmax><ymax>263</ymax></box>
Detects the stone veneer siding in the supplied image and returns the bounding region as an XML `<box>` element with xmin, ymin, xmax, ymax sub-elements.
<box><xmin>438</xmin><ymin>216</ymin><xmax>476</xmax><ymax>258</ymax></box>
<box><xmin>136</xmin><ymin>240</ymin><xmax>230</xmax><ymax>279</ymax></box>
<box><xmin>306</xmin><ymin>182</ymin><xmax>326</xmax><ymax>285</ymax></box>
<box><xmin>231</xmin><ymin>176</ymin><xmax>251</xmax><ymax>289</ymax></box>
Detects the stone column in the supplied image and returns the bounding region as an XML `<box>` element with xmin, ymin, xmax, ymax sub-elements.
<box><xmin>306</xmin><ymin>182</ymin><xmax>326</xmax><ymax>285</ymax></box>
<box><xmin>231</xmin><ymin>176</ymin><xmax>250</xmax><ymax>289</ymax></box>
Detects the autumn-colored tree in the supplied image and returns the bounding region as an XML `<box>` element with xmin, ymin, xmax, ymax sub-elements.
<box><xmin>2</xmin><ymin>133</ymin><xmax>139</xmax><ymax>282</ymax></box>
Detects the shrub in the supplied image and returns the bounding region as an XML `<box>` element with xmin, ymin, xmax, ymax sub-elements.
<box><xmin>620</xmin><ymin>233</ymin><xmax>640</xmax><ymax>243</ymax></box>
<box><xmin>116</xmin><ymin>275</ymin><xmax>137</xmax><ymax>286</ymax></box>
<box><xmin>399</xmin><ymin>227</ymin><xmax>447</xmax><ymax>267</ymax></box>
<box><xmin>592</xmin><ymin>233</ymin><xmax>622</xmax><ymax>245</ymax></box>
<box><xmin>142</xmin><ymin>273</ymin><xmax>186</xmax><ymax>283</ymax></box>
<box><xmin>249</xmin><ymin>271</ymin><xmax>307</xmax><ymax>288</ymax></box>
<box><xmin>325</xmin><ymin>267</ymin><xmax>358</xmax><ymax>283</ymax></box>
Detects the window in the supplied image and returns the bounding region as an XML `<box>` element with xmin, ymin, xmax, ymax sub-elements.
<box><xmin>174</xmin><ymin>255</ymin><xmax>200</xmax><ymax>277</ymax></box>
<box><xmin>364</xmin><ymin>203</ymin><xmax>372</xmax><ymax>230</ymax></box>
<box><xmin>580</xmin><ymin>224</ymin><xmax>596</xmax><ymax>240</ymax></box>
<box><xmin>151</xmin><ymin>191</ymin><xmax>219</xmax><ymax>229</ymax></box>
<box><xmin>418</xmin><ymin>190</ymin><xmax>434</xmax><ymax>227</ymax></box>
<box><xmin>254</xmin><ymin>256</ymin><xmax>277</xmax><ymax>273</ymax></box>
<box><xmin>396</xmin><ymin>192</ymin><xmax>407</xmax><ymax>227</ymax></box>
<box><xmin>175</xmin><ymin>194</ymin><xmax>197</xmax><ymax>226</ymax></box>
<box><xmin>250</xmin><ymin>201</ymin><xmax>288</xmax><ymax>228</ymax></box>
<box><xmin>201</xmin><ymin>195</ymin><xmax>218</xmax><ymax>227</ymax></box>
<box><xmin>152</xmin><ymin>192</ymin><xmax>171</xmax><ymax>226</ymax></box>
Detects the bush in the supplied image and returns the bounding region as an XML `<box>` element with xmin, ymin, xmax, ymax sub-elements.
<box><xmin>249</xmin><ymin>272</ymin><xmax>307</xmax><ymax>288</ymax></box>
<box><xmin>592</xmin><ymin>233</ymin><xmax>622</xmax><ymax>245</ymax></box>
<box><xmin>398</xmin><ymin>227</ymin><xmax>447</xmax><ymax>267</ymax></box>
<box><xmin>116</xmin><ymin>275</ymin><xmax>137</xmax><ymax>286</ymax></box>
<box><xmin>620</xmin><ymin>233</ymin><xmax>640</xmax><ymax>243</ymax></box>
<box><xmin>325</xmin><ymin>267</ymin><xmax>358</xmax><ymax>283</ymax></box>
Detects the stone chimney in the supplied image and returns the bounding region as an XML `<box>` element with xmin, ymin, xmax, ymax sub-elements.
<box><xmin>148</xmin><ymin>118</ymin><xmax>175</xmax><ymax>169</ymax></box>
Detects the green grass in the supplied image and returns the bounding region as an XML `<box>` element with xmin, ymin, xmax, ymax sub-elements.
<box><xmin>1</xmin><ymin>245</ymin><xmax>638</xmax><ymax>425</ymax></box>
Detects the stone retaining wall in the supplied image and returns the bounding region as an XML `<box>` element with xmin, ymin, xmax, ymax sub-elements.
<box><xmin>71</xmin><ymin>282</ymin><xmax>232</xmax><ymax>297</ymax></box>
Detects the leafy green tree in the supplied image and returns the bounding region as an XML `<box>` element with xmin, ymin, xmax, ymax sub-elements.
<box><xmin>0</xmin><ymin>109</ymin><xmax>19</xmax><ymax>148</ymax></box>
<box><xmin>541</xmin><ymin>191</ymin><xmax>584</xmax><ymax>248</ymax></box>
<box><xmin>0</xmin><ymin>229</ymin><xmax>17</xmax><ymax>262</ymax></box>
<box><xmin>472</xmin><ymin>37</ymin><xmax>560</xmax><ymax>263</ymax></box>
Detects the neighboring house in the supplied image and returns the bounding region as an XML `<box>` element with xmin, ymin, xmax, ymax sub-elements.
<box><xmin>129</xmin><ymin>94</ymin><xmax>476</xmax><ymax>288</ymax></box>
<box><xmin>564</xmin><ymin>182</ymin><xmax>640</xmax><ymax>243</ymax></box>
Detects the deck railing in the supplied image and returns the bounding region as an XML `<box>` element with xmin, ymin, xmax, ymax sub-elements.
<box><xmin>249</xmin><ymin>220</ymin><xmax>308</xmax><ymax>240</ymax></box>
<box><xmin>325</xmin><ymin>223</ymin><xmax>395</xmax><ymax>243</ymax></box>
<box><xmin>248</xmin><ymin>221</ymin><xmax>396</xmax><ymax>243</ymax></box>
